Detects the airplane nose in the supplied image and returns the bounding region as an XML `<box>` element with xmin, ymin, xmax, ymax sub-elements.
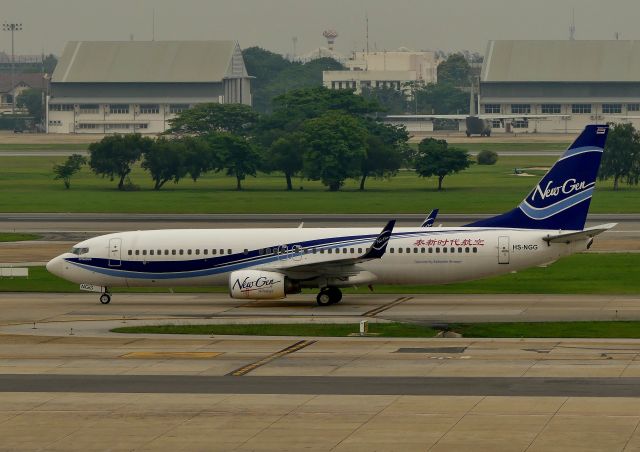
<box><xmin>46</xmin><ymin>255</ymin><xmax>64</xmax><ymax>277</ymax></box>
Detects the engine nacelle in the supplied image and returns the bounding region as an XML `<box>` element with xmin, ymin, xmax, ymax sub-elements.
<box><xmin>229</xmin><ymin>270</ymin><xmax>288</xmax><ymax>300</ymax></box>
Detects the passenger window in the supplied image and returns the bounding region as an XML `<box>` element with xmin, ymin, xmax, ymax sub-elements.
<box><xmin>212</xmin><ymin>249</ymin><xmax>217</xmax><ymax>255</ymax></box>
<box><xmin>465</xmin><ymin>247</ymin><xmax>470</xmax><ymax>253</ymax></box>
<box><xmin>458</xmin><ymin>247</ymin><xmax>463</xmax><ymax>253</ymax></box>
<box><xmin>164</xmin><ymin>250</ymin><xmax>169</xmax><ymax>255</ymax></box>
<box><xmin>204</xmin><ymin>249</ymin><xmax>208</xmax><ymax>255</ymax></box>
<box><xmin>436</xmin><ymin>248</ymin><xmax>440</xmax><ymax>253</ymax></box>
<box><xmin>450</xmin><ymin>247</ymin><xmax>455</xmax><ymax>253</ymax></box>
<box><xmin>143</xmin><ymin>250</ymin><xmax>147</xmax><ymax>256</ymax></box>
<box><xmin>149</xmin><ymin>250</ymin><xmax>154</xmax><ymax>256</ymax></box>
<box><xmin>128</xmin><ymin>250</ymin><xmax>132</xmax><ymax>256</ymax></box>
<box><xmin>443</xmin><ymin>248</ymin><xmax>447</xmax><ymax>253</ymax></box>
<box><xmin>421</xmin><ymin>248</ymin><xmax>425</xmax><ymax>253</ymax></box>
<box><xmin>398</xmin><ymin>248</ymin><xmax>403</xmax><ymax>254</ymax></box>
<box><xmin>195</xmin><ymin>249</ymin><xmax>200</xmax><ymax>255</ymax></box>
<box><xmin>244</xmin><ymin>249</ymin><xmax>248</xmax><ymax>255</ymax></box>
<box><xmin>320</xmin><ymin>249</ymin><xmax>325</xmax><ymax>254</ymax></box>
<box><xmin>157</xmin><ymin>250</ymin><xmax>161</xmax><ymax>255</ymax></box>
<box><xmin>473</xmin><ymin>247</ymin><xmax>478</xmax><ymax>253</ymax></box>
<box><xmin>135</xmin><ymin>250</ymin><xmax>140</xmax><ymax>255</ymax></box>
<box><xmin>429</xmin><ymin>248</ymin><xmax>433</xmax><ymax>253</ymax></box>
<box><xmin>406</xmin><ymin>247</ymin><xmax>411</xmax><ymax>253</ymax></box>
<box><xmin>187</xmin><ymin>249</ymin><xmax>192</xmax><ymax>255</ymax></box>
<box><xmin>172</xmin><ymin>250</ymin><xmax>176</xmax><ymax>255</ymax></box>
<box><xmin>358</xmin><ymin>248</ymin><xmax>363</xmax><ymax>254</ymax></box>
<box><xmin>179</xmin><ymin>249</ymin><xmax>184</xmax><ymax>255</ymax></box>
<box><xmin>328</xmin><ymin>249</ymin><xmax>332</xmax><ymax>254</ymax></box>
<box><xmin>349</xmin><ymin>248</ymin><xmax>354</xmax><ymax>254</ymax></box>
<box><xmin>413</xmin><ymin>248</ymin><xmax>418</xmax><ymax>253</ymax></box>
<box><xmin>342</xmin><ymin>248</ymin><xmax>347</xmax><ymax>253</ymax></box>
<box><xmin>228</xmin><ymin>249</ymin><xmax>232</xmax><ymax>254</ymax></box>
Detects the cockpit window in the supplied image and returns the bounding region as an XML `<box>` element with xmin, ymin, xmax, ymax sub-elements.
<box><xmin>71</xmin><ymin>247</ymin><xmax>90</xmax><ymax>255</ymax></box>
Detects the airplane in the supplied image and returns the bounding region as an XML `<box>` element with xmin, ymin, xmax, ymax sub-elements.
<box><xmin>47</xmin><ymin>125</ymin><xmax>614</xmax><ymax>307</ymax></box>
<box><xmin>421</xmin><ymin>209</ymin><xmax>439</xmax><ymax>227</ymax></box>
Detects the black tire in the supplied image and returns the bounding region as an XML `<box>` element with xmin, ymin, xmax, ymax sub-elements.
<box><xmin>316</xmin><ymin>290</ymin><xmax>332</xmax><ymax>306</ymax></box>
<box><xmin>328</xmin><ymin>287</ymin><xmax>343</xmax><ymax>304</ymax></box>
<box><xmin>465</xmin><ymin>131</ymin><xmax>471</xmax><ymax>137</ymax></box>
<box><xmin>99</xmin><ymin>293</ymin><xmax>111</xmax><ymax>304</ymax></box>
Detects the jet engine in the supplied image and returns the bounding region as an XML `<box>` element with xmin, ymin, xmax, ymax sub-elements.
<box><xmin>229</xmin><ymin>270</ymin><xmax>299</xmax><ymax>300</ymax></box>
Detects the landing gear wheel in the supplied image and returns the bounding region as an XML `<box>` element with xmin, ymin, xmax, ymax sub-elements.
<box><xmin>316</xmin><ymin>287</ymin><xmax>343</xmax><ymax>306</ymax></box>
<box><xmin>99</xmin><ymin>293</ymin><xmax>111</xmax><ymax>304</ymax></box>
<box><xmin>316</xmin><ymin>290</ymin><xmax>332</xmax><ymax>306</ymax></box>
<box><xmin>328</xmin><ymin>287</ymin><xmax>343</xmax><ymax>304</ymax></box>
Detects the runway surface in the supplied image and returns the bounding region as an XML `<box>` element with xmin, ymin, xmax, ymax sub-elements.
<box><xmin>3</xmin><ymin>292</ymin><xmax>640</xmax><ymax>450</ymax></box>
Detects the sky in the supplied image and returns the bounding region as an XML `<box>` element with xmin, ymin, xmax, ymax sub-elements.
<box><xmin>2</xmin><ymin>0</ymin><xmax>640</xmax><ymax>57</ymax></box>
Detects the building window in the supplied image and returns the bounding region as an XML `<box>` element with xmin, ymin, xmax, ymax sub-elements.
<box><xmin>512</xmin><ymin>119</ymin><xmax>529</xmax><ymax>128</ymax></box>
<box><xmin>109</xmin><ymin>104</ymin><xmax>129</xmax><ymax>114</ymax></box>
<box><xmin>572</xmin><ymin>104</ymin><xmax>591</xmax><ymax>114</ymax></box>
<box><xmin>139</xmin><ymin>104</ymin><xmax>160</xmax><ymax>114</ymax></box>
<box><xmin>491</xmin><ymin>119</ymin><xmax>502</xmax><ymax>128</ymax></box>
<box><xmin>105</xmin><ymin>124</ymin><xmax>131</xmax><ymax>130</ymax></box>
<box><xmin>133</xmin><ymin>123</ymin><xmax>149</xmax><ymax>130</ymax></box>
<box><xmin>511</xmin><ymin>104</ymin><xmax>531</xmax><ymax>114</ymax></box>
<box><xmin>79</xmin><ymin>104</ymin><xmax>99</xmax><ymax>114</ymax></box>
<box><xmin>628</xmin><ymin>104</ymin><xmax>640</xmax><ymax>112</ymax></box>
<box><xmin>169</xmin><ymin>104</ymin><xmax>189</xmax><ymax>114</ymax></box>
<box><xmin>602</xmin><ymin>104</ymin><xmax>622</xmax><ymax>114</ymax></box>
<box><xmin>541</xmin><ymin>104</ymin><xmax>561</xmax><ymax>114</ymax></box>
<box><xmin>484</xmin><ymin>104</ymin><xmax>500</xmax><ymax>114</ymax></box>
<box><xmin>78</xmin><ymin>123</ymin><xmax>99</xmax><ymax>129</ymax></box>
<box><xmin>48</xmin><ymin>120</ymin><xmax>62</xmax><ymax>126</ymax></box>
<box><xmin>49</xmin><ymin>104</ymin><xmax>74</xmax><ymax>111</ymax></box>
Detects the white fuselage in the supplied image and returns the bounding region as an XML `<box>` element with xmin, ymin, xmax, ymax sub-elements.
<box><xmin>47</xmin><ymin>226</ymin><xmax>586</xmax><ymax>289</ymax></box>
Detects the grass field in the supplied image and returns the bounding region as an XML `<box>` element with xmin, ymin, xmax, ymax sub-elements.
<box><xmin>1</xmin><ymin>154</ymin><xmax>638</xmax><ymax>213</ymax></box>
<box><xmin>0</xmin><ymin>233</ymin><xmax>39</xmax><ymax>242</ymax></box>
<box><xmin>3</xmin><ymin>253</ymin><xmax>637</xmax><ymax>294</ymax></box>
<box><xmin>0</xmin><ymin>143</ymin><xmax>89</xmax><ymax>151</ymax></box>
<box><xmin>110</xmin><ymin>320</ymin><xmax>640</xmax><ymax>339</ymax></box>
<box><xmin>111</xmin><ymin>323</ymin><xmax>439</xmax><ymax>337</ymax></box>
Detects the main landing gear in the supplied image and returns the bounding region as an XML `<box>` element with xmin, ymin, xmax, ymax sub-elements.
<box><xmin>99</xmin><ymin>290</ymin><xmax>111</xmax><ymax>305</ymax></box>
<box><xmin>316</xmin><ymin>287</ymin><xmax>342</xmax><ymax>306</ymax></box>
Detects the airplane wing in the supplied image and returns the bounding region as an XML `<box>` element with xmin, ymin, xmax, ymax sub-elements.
<box><xmin>262</xmin><ymin>220</ymin><xmax>395</xmax><ymax>280</ymax></box>
<box><xmin>543</xmin><ymin>223</ymin><xmax>616</xmax><ymax>244</ymax></box>
<box><xmin>421</xmin><ymin>209</ymin><xmax>439</xmax><ymax>227</ymax></box>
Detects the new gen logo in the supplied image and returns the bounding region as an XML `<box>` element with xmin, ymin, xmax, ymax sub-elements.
<box><xmin>531</xmin><ymin>179</ymin><xmax>592</xmax><ymax>202</ymax></box>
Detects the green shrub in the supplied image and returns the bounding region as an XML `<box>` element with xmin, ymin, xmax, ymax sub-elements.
<box><xmin>477</xmin><ymin>149</ymin><xmax>498</xmax><ymax>165</ymax></box>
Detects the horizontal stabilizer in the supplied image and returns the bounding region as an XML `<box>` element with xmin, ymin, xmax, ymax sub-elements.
<box><xmin>543</xmin><ymin>223</ymin><xmax>616</xmax><ymax>244</ymax></box>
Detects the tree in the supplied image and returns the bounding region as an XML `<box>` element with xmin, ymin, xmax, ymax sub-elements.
<box><xmin>414</xmin><ymin>138</ymin><xmax>472</xmax><ymax>190</ymax></box>
<box><xmin>599</xmin><ymin>123</ymin><xmax>640</xmax><ymax>190</ymax></box>
<box><xmin>263</xmin><ymin>133</ymin><xmax>305</xmax><ymax>190</ymax></box>
<box><xmin>182</xmin><ymin>136</ymin><xmax>218</xmax><ymax>182</ymax></box>
<box><xmin>271</xmin><ymin>86</ymin><xmax>381</xmax><ymax>120</ymax></box>
<box><xmin>437</xmin><ymin>53</ymin><xmax>471</xmax><ymax>86</ymax></box>
<box><xmin>359</xmin><ymin>120</ymin><xmax>409</xmax><ymax>190</ymax></box>
<box><xmin>43</xmin><ymin>54</ymin><xmax>58</xmax><ymax>74</ymax></box>
<box><xmin>301</xmin><ymin>111</ymin><xmax>368</xmax><ymax>191</ymax></box>
<box><xmin>53</xmin><ymin>154</ymin><xmax>86</xmax><ymax>189</ymax></box>
<box><xmin>361</xmin><ymin>86</ymin><xmax>407</xmax><ymax>115</ymax></box>
<box><xmin>211</xmin><ymin>133</ymin><xmax>261</xmax><ymax>190</ymax></box>
<box><xmin>141</xmin><ymin>138</ymin><xmax>187</xmax><ymax>190</ymax></box>
<box><xmin>89</xmin><ymin>134</ymin><xmax>153</xmax><ymax>190</ymax></box>
<box><xmin>477</xmin><ymin>149</ymin><xmax>498</xmax><ymax>165</ymax></box>
<box><xmin>17</xmin><ymin>88</ymin><xmax>43</xmax><ymax>120</ymax></box>
<box><xmin>166</xmin><ymin>103</ymin><xmax>258</xmax><ymax>137</ymax></box>
<box><xmin>414</xmin><ymin>83</ymin><xmax>468</xmax><ymax>114</ymax></box>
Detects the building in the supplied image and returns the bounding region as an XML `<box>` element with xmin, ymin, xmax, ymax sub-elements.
<box><xmin>47</xmin><ymin>40</ymin><xmax>252</xmax><ymax>134</ymax></box>
<box><xmin>480</xmin><ymin>40</ymin><xmax>640</xmax><ymax>133</ymax></box>
<box><xmin>323</xmin><ymin>49</ymin><xmax>437</xmax><ymax>95</ymax></box>
<box><xmin>0</xmin><ymin>73</ymin><xmax>47</xmax><ymax>114</ymax></box>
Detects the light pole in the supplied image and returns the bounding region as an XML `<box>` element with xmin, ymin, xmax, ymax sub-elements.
<box><xmin>2</xmin><ymin>22</ymin><xmax>23</xmax><ymax>116</ymax></box>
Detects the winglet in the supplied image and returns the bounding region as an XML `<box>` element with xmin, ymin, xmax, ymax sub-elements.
<box><xmin>361</xmin><ymin>220</ymin><xmax>395</xmax><ymax>259</ymax></box>
<box><xmin>421</xmin><ymin>209</ymin><xmax>439</xmax><ymax>227</ymax></box>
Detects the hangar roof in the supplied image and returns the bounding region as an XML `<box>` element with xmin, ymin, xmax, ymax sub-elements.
<box><xmin>52</xmin><ymin>40</ymin><xmax>248</xmax><ymax>83</ymax></box>
<box><xmin>482</xmin><ymin>40</ymin><xmax>640</xmax><ymax>83</ymax></box>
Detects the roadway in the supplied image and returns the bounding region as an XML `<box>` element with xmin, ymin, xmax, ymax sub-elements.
<box><xmin>2</xmin><ymin>292</ymin><xmax>640</xmax><ymax>450</ymax></box>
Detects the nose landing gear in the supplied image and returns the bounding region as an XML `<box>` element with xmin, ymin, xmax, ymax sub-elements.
<box><xmin>99</xmin><ymin>290</ymin><xmax>111</xmax><ymax>305</ymax></box>
<box><xmin>316</xmin><ymin>287</ymin><xmax>342</xmax><ymax>306</ymax></box>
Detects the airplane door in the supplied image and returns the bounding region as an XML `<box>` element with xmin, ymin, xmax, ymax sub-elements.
<box><xmin>108</xmin><ymin>238</ymin><xmax>122</xmax><ymax>267</ymax></box>
<box><xmin>498</xmin><ymin>236</ymin><xmax>510</xmax><ymax>264</ymax></box>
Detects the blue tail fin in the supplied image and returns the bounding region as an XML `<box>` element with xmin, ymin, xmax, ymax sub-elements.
<box><xmin>466</xmin><ymin>125</ymin><xmax>609</xmax><ymax>230</ymax></box>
